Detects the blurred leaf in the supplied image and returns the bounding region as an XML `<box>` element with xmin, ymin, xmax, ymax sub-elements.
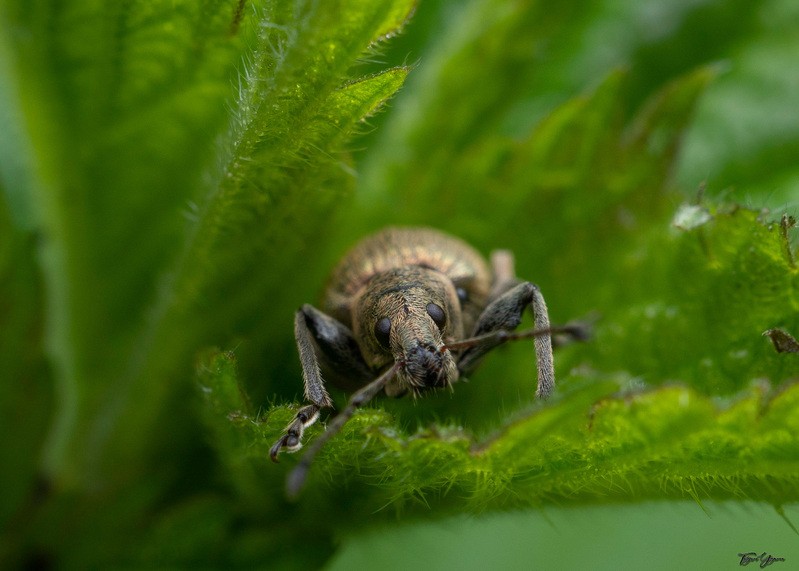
<box><xmin>0</xmin><ymin>0</ymin><xmax>248</xmax><ymax>489</ymax></box>
<box><xmin>0</xmin><ymin>193</ymin><xmax>51</xmax><ymax>551</ymax></box>
<box><xmin>676</xmin><ymin>1</ymin><xmax>799</xmax><ymax>208</ymax></box>
<box><xmin>0</xmin><ymin>0</ymin><xmax>412</xmax><ymax>566</ymax></box>
<box><xmin>0</xmin><ymin>0</ymin><xmax>411</xmax><ymax>491</ymax></box>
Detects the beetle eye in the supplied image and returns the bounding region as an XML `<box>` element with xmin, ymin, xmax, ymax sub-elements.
<box><xmin>455</xmin><ymin>287</ymin><xmax>469</xmax><ymax>305</ymax></box>
<box><xmin>426</xmin><ymin>303</ymin><xmax>446</xmax><ymax>330</ymax></box>
<box><xmin>374</xmin><ymin>317</ymin><xmax>392</xmax><ymax>349</ymax></box>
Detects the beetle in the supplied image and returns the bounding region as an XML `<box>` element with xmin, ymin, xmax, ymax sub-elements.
<box><xmin>270</xmin><ymin>227</ymin><xmax>586</xmax><ymax>497</ymax></box>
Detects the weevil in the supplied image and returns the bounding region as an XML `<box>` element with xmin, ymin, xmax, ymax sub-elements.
<box><xmin>270</xmin><ymin>227</ymin><xmax>586</xmax><ymax>497</ymax></box>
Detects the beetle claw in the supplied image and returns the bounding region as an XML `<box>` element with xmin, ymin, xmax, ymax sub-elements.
<box><xmin>269</xmin><ymin>435</ymin><xmax>288</xmax><ymax>462</ymax></box>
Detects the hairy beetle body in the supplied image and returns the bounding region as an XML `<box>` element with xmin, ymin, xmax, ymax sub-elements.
<box><xmin>270</xmin><ymin>226</ymin><xmax>585</xmax><ymax>497</ymax></box>
<box><xmin>323</xmin><ymin>228</ymin><xmax>491</xmax><ymax>397</ymax></box>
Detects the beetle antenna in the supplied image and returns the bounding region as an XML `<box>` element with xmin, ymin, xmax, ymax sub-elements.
<box><xmin>443</xmin><ymin>323</ymin><xmax>590</xmax><ymax>352</ymax></box>
<box><xmin>286</xmin><ymin>361</ymin><xmax>402</xmax><ymax>499</ymax></box>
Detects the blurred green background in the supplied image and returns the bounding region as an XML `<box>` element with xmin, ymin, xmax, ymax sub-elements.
<box><xmin>1</xmin><ymin>0</ymin><xmax>798</xmax><ymax>568</ymax></box>
<box><xmin>331</xmin><ymin>501</ymin><xmax>797</xmax><ymax>571</ymax></box>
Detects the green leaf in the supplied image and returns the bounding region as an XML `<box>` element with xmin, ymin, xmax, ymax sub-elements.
<box><xmin>0</xmin><ymin>0</ymin><xmax>410</xmax><ymax>491</ymax></box>
<box><xmin>0</xmin><ymin>0</ymin><xmax>249</xmax><ymax>489</ymax></box>
<box><xmin>4</xmin><ymin>0</ymin><xmax>799</xmax><ymax>567</ymax></box>
<box><xmin>589</xmin><ymin>205</ymin><xmax>799</xmax><ymax>394</ymax></box>
<box><xmin>0</xmin><ymin>193</ymin><xmax>51</xmax><ymax>528</ymax></box>
<box><xmin>229</xmin><ymin>0</ymin><xmax>797</xmax><ymax>524</ymax></box>
<box><xmin>209</xmin><ymin>356</ymin><xmax>799</xmax><ymax>510</ymax></box>
<box><xmin>676</xmin><ymin>2</ymin><xmax>799</xmax><ymax>208</ymax></box>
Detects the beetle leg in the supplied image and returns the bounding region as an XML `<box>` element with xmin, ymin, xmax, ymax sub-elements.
<box><xmin>456</xmin><ymin>282</ymin><xmax>556</xmax><ymax>399</ymax></box>
<box><xmin>285</xmin><ymin>362</ymin><xmax>401</xmax><ymax>499</ymax></box>
<box><xmin>299</xmin><ymin>304</ymin><xmax>373</xmax><ymax>390</ymax></box>
<box><xmin>488</xmin><ymin>249</ymin><xmax>520</xmax><ymax>301</ymax></box>
<box><xmin>270</xmin><ymin>305</ymin><xmax>372</xmax><ymax>462</ymax></box>
<box><xmin>269</xmin><ymin>404</ymin><xmax>321</xmax><ymax>461</ymax></box>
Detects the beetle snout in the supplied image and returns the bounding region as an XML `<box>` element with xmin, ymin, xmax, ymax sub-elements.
<box><xmin>405</xmin><ymin>343</ymin><xmax>449</xmax><ymax>389</ymax></box>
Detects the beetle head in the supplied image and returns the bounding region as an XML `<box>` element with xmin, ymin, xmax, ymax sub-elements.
<box><xmin>353</xmin><ymin>266</ymin><xmax>464</xmax><ymax>396</ymax></box>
